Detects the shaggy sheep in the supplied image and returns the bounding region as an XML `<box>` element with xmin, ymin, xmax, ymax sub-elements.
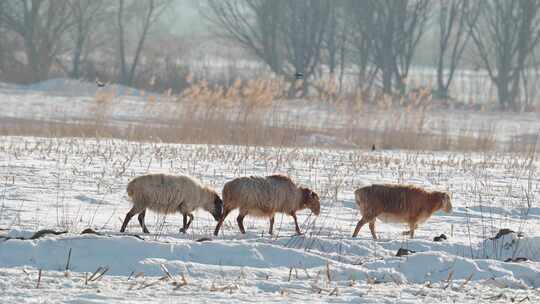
<box><xmin>352</xmin><ymin>184</ymin><xmax>452</xmax><ymax>239</ymax></box>
<box><xmin>120</xmin><ymin>174</ymin><xmax>223</xmax><ymax>234</ymax></box>
<box><xmin>213</xmin><ymin>174</ymin><xmax>320</xmax><ymax>236</ymax></box>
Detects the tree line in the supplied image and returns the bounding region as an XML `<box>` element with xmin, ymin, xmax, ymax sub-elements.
<box><xmin>0</xmin><ymin>0</ymin><xmax>172</xmax><ymax>86</ymax></box>
<box><xmin>1</xmin><ymin>0</ymin><xmax>540</xmax><ymax>111</ymax></box>
<box><xmin>205</xmin><ymin>0</ymin><xmax>540</xmax><ymax>111</ymax></box>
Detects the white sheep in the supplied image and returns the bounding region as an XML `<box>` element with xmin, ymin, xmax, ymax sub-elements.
<box><xmin>213</xmin><ymin>174</ymin><xmax>320</xmax><ymax>236</ymax></box>
<box><xmin>121</xmin><ymin>173</ymin><xmax>223</xmax><ymax>234</ymax></box>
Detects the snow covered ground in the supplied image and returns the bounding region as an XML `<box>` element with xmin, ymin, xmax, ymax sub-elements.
<box><xmin>1</xmin><ymin>79</ymin><xmax>540</xmax><ymax>145</ymax></box>
<box><xmin>1</xmin><ymin>136</ymin><xmax>540</xmax><ymax>303</ymax></box>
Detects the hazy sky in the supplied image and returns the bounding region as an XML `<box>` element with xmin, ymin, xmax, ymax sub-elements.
<box><xmin>159</xmin><ymin>1</ymin><xmax>442</xmax><ymax>66</ymax></box>
<box><xmin>165</xmin><ymin>1</ymin><xmax>210</xmax><ymax>36</ymax></box>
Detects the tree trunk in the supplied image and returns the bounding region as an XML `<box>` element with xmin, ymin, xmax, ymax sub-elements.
<box><xmin>436</xmin><ymin>53</ymin><xmax>449</xmax><ymax>99</ymax></box>
<box><xmin>381</xmin><ymin>9</ymin><xmax>394</xmax><ymax>95</ymax></box>
<box><xmin>23</xmin><ymin>37</ymin><xmax>40</xmax><ymax>82</ymax></box>
<box><xmin>381</xmin><ymin>39</ymin><xmax>393</xmax><ymax>94</ymax></box>
<box><xmin>381</xmin><ymin>57</ymin><xmax>393</xmax><ymax>95</ymax></box>
<box><xmin>382</xmin><ymin>71</ymin><xmax>392</xmax><ymax>94</ymax></box>
<box><xmin>509</xmin><ymin>74</ymin><xmax>521</xmax><ymax>111</ymax></box>
<box><xmin>71</xmin><ymin>32</ymin><xmax>84</xmax><ymax>79</ymax></box>
<box><xmin>496</xmin><ymin>78</ymin><xmax>510</xmax><ymax>110</ymax></box>
<box><xmin>117</xmin><ymin>0</ymin><xmax>127</xmax><ymax>85</ymax></box>
<box><xmin>338</xmin><ymin>33</ymin><xmax>346</xmax><ymax>93</ymax></box>
<box><xmin>394</xmin><ymin>68</ymin><xmax>406</xmax><ymax>96</ymax></box>
<box><xmin>127</xmin><ymin>1</ymin><xmax>154</xmax><ymax>86</ymax></box>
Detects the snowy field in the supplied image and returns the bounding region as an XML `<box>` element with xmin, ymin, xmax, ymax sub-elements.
<box><xmin>1</xmin><ymin>136</ymin><xmax>540</xmax><ymax>303</ymax></box>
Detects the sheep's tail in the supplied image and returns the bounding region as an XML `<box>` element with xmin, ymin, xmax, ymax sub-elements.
<box><xmin>354</xmin><ymin>186</ymin><xmax>371</xmax><ymax>214</ymax></box>
<box><xmin>126</xmin><ymin>179</ymin><xmax>137</xmax><ymax>200</ymax></box>
<box><xmin>354</xmin><ymin>188</ymin><xmax>364</xmax><ymax>204</ymax></box>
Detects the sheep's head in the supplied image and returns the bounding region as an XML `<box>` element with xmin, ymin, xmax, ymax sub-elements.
<box><xmin>205</xmin><ymin>193</ymin><xmax>224</xmax><ymax>221</ymax></box>
<box><xmin>213</xmin><ymin>194</ymin><xmax>224</xmax><ymax>221</ymax></box>
<box><xmin>301</xmin><ymin>188</ymin><xmax>320</xmax><ymax>216</ymax></box>
<box><xmin>436</xmin><ymin>192</ymin><xmax>452</xmax><ymax>213</ymax></box>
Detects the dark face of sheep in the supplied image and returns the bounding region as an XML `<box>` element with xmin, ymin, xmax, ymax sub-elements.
<box><xmin>210</xmin><ymin>194</ymin><xmax>224</xmax><ymax>221</ymax></box>
<box><xmin>302</xmin><ymin>188</ymin><xmax>321</xmax><ymax>216</ymax></box>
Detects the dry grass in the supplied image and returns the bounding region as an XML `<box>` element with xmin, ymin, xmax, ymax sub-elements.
<box><xmin>0</xmin><ymin>115</ymin><xmax>507</xmax><ymax>152</ymax></box>
<box><xmin>1</xmin><ymin>76</ymin><xmax>534</xmax><ymax>152</ymax></box>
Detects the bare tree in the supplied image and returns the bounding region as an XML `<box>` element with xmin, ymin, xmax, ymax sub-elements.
<box><xmin>116</xmin><ymin>0</ymin><xmax>171</xmax><ymax>86</ymax></box>
<box><xmin>204</xmin><ymin>1</ymin><xmax>285</xmax><ymax>76</ymax></box>
<box><xmin>325</xmin><ymin>4</ymin><xmax>339</xmax><ymax>76</ymax></box>
<box><xmin>282</xmin><ymin>0</ymin><xmax>329</xmax><ymax>94</ymax></box>
<box><xmin>355</xmin><ymin>0</ymin><xmax>431</xmax><ymax>95</ymax></box>
<box><xmin>0</xmin><ymin>1</ymin><xmax>5</xmax><ymax>74</ymax></box>
<box><xmin>468</xmin><ymin>0</ymin><xmax>540</xmax><ymax>111</ymax></box>
<box><xmin>68</xmin><ymin>0</ymin><xmax>105</xmax><ymax>79</ymax></box>
<box><xmin>323</xmin><ymin>2</ymin><xmax>350</xmax><ymax>91</ymax></box>
<box><xmin>347</xmin><ymin>1</ymin><xmax>376</xmax><ymax>91</ymax></box>
<box><xmin>205</xmin><ymin>0</ymin><xmax>329</xmax><ymax>93</ymax></box>
<box><xmin>0</xmin><ymin>2</ymin><xmax>24</xmax><ymax>80</ymax></box>
<box><xmin>0</xmin><ymin>0</ymin><xmax>73</xmax><ymax>82</ymax></box>
<box><xmin>435</xmin><ymin>0</ymin><xmax>471</xmax><ymax>99</ymax></box>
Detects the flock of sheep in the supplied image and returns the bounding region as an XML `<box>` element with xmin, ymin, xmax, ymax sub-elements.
<box><xmin>120</xmin><ymin>173</ymin><xmax>453</xmax><ymax>239</ymax></box>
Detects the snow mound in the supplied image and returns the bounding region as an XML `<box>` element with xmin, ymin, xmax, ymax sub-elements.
<box><xmin>7</xmin><ymin>78</ymin><xmax>156</xmax><ymax>97</ymax></box>
<box><xmin>2</xmin><ymin>232</ymin><xmax>540</xmax><ymax>288</ymax></box>
<box><xmin>480</xmin><ymin>232</ymin><xmax>540</xmax><ymax>262</ymax></box>
<box><xmin>0</xmin><ymin>234</ymin><xmax>330</xmax><ymax>276</ymax></box>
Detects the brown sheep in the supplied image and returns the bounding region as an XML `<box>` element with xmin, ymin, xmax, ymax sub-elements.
<box><xmin>121</xmin><ymin>174</ymin><xmax>223</xmax><ymax>234</ymax></box>
<box><xmin>352</xmin><ymin>184</ymin><xmax>452</xmax><ymax>239</ymax></box>
<box><xmin>213</xmin><ymin>174</ymin><xmax>320</xmax><ymax>236</ymax></box>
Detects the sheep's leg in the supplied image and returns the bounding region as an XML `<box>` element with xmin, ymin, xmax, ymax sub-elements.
<box><xmin>237</xmin><ymin>213</ymin><xmax>246</xmax><ymax>234</ymax></box>
<box><xmin>180</xmin><ymin>213</ymin><xmax>194</xmax><ymax>233</ymax></box>
<box><xmin>291</xmin><ymin>213</ymin><xmax>302</xmax><ymax>235</ymax></box>
<box><xmin>187</xmin><ymin>213</ymin><xmax>194</xmax><ymax>229</ymax></box>
<box><xmin>402</xmin><ymin>224</ymin><xmax>417</xmax><ymax>236</ymax></box>
<box><xmin>214</xmin><ymin>208</ymin><xmax>232</xmax><ymax>236</ymax></box>
<box><xmin>120</xmin><ymin>207</ymin><xmax>140</xmax><ymax>233</ymax></box>
<box><xmin>180</xmin><ymin>214</ymin><xmax>188</xmax><ymax>233</ymax></box>
<box><xmin>269</xmin><ymin>215</ymin><xmax>275</xmax><ymax>235</ymax></box>
<box><xmin>352</xmin><ymin>216</ymin><xmax>369</xmax><ymax>237</ymax></box>
<box><xmin>137</xmin><ymin>210</ymin><xmax>150</xmax><ymax>234</ymax></box>
<box><xmin>408</xmin><ymin>222</ymin><xmax>416</xmax><ymax>239</ymax></box>
<box><xmin>368</xmin><ymin>220</ymin><xmax>377</xmax><ymax>240</ymax></box>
